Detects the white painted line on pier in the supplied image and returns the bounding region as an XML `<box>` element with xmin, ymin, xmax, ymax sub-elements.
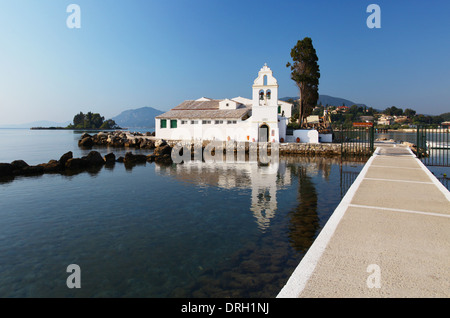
<box><xmin>348</xmin><ymin>204</ymin><xmax>450</xmax><ymax>218</ymax></box>
<box><xmin>364</xmin><ymin>177</ymin><xmax>434</xmax><ymax>184</ymax></box>
<box><xmin>370</xmin><ymin>165</ymin><xmax>422</xmax><ymax>170</ymax></box>
<box><xmin>276</xmin><ymin>147</ymin><xmax>382</xmax><ymax>298</ymax></box>
<box><xmin>373</xmin><ymin>155</ymin><xmax>416</xmax><ymax>159</ymax></box>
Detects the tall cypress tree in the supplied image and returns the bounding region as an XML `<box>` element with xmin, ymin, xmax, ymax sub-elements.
<box><xmin>286</xmin><ymin>37</ymin><xmax>320</xmax><ymax>127</ymax></box>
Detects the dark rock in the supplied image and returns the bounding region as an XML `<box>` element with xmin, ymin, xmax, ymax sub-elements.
<box><xmin>81</xmin><ymin>133</ymin><xmax>91</xmax><ymax>139</ymax></box>
<box><xmin>116</xmin><ymin>156</ymin><xmax>124</xmax><ymax>163</ymax></box>
<box><xmin>65</xmin><ymin>158</ymin><xmax>88</xmax><ymax>170</ymax></box>
<box><xmin>124</xmin><ymin>152</ymin><xmax>147</xmax><ymax>164</ymax></box>
<box><xmin>82</xmin><ymin>151</ymin><xmax>105</xmax><ymax>166</ymax></box>
<box><xmin>59</xmin><ymin>151</ymin><xmax>73</xmax><ymax>167</ymax></box>
<box><xmin>78</xmin><ymin>137</ymin><xmax>94</xmax><ymax>148</ymax></box>
<box><xmin>112</xmin><ymin>139</ymin><xmax>125</xmax><ymax>147</ymax></box>
<box><xmin>104</xmin><ymin>153</ymin><xmax>116</xmax><ymax>163</ymax></box>
<box><xmin>154</xmin><ymin>144</ymin><xmax>172</xmax><ymax>157</ymax></box>
<box><xmin>0</xmin><ymin>163</ymin><xmax>14</xmax><ymax>177</ymax></box>
<box><xmin>9</xmin><ymin>160</ymin><xmax>44</xmax><ymax>176</ymax></box>
<box><xmin>139</xmin><ymin>139</ymin><xmax>148</xmax><ymax>149</ymax></box>
<box><xmin>11</xmin><ymin>160</ymin><xmax>29</xmax><ymax>170</ymax></box>
<box><xmin>142</xmin><ymin>139</ymin><xmax>155</xmax><ymax>149</ymax></box>
<box><xmin>146</xmin><ymin>154</ymin><xmax>156</xmax><ymax>162</ymax></box>
<box><xmin>155</xmin><ymin>139</ymin><xmax>167</xmax><ymax>148</ymax></box>
<box><xmin>19</xmin><ymin>165</ymin><xmax>45</xmax><ymax>176</ymax></box>
<box><xmin>39</xmin><ymin>160</ymin><xmax>62</xmax><ymax>173</ymax></box>
<box><xmin>97</xmin><ymin>132</ymin><xmax>108</xmax><ymax>139</ymax></box>
<box><xmin>154</xmin><ymin>154</ymin><xmax>173</xmax><ymax>164</ymax></box>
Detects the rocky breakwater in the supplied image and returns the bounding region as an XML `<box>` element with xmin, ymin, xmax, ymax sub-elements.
<box><xmin>0</xmin><ymin>151</ymin><xmax>108</xmax><ymax>178</ymax></box>
<box><xmin>0</xmin><ymin>142</ymin><xmax>174</xmax><ymax>180</ymax></box>
<box><xmin>78</xmin><ymin>131</ymin><xmax>156</xmax><ymax>149</ymax></box>
<box><xmin>145</xmin><ymin>139</ymin><xmax>173</xmax><ymax>164</ymax></box>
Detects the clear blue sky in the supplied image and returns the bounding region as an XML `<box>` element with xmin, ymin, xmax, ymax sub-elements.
<box><xmin>0</xmin><ymin>0</ymin><xmax>449</xmax><ymax>125</ymax></box>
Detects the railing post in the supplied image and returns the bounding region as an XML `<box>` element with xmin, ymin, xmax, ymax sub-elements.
<box><xmin>416</xmin><ymin>125</ymin><xmax>421</xmax><ymax>158</ymax></box>
<box><xmin>370</xmin><ymin>126</ymin><xmax>374</xmax><ymax>153</ymax></box>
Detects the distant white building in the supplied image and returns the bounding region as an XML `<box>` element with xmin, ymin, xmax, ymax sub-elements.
<box><xmin>377</xmin><ymin>115</ymin><xmax>394</xmax><ymax>125</ymax></box>
<box><xmin>155</xmin><ymin>64</ymin><xmax>293</xmax><ymax>143</ymax></box>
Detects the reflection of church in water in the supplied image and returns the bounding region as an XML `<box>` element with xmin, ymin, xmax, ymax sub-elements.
<box><xmin>154</xmin><ymin>160</ymin><xmax>291</xmax><ymax>231</ymax></box>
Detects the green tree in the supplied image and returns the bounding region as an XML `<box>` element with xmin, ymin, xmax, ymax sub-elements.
<box><xmin>384</xmin><ymin>106</ymin><xmax>403</xmax><ymax>116</ymax></box>
<box><xmin>366</xmin><ymin>107</ymin><xmax>375</xmax><ymax>116</ymax></box>
<box><xmin>73</xmin><ymin>112</ymin><xmax>85</xmax><ymax>127</ymax></box>
<box><xmin>440</xmin><ymin>112</ymin><xmax>450</xmax><ymax>121</ymax></box>
<box><xmin>68</xmin><ymin>111</ymin><xmax>119</xmax><ymax>129</ymax></box>
<box><xmin>100</xmin><ymin>119</ymin><xmax>120</xmax><ymax>129</ymax></box>
<box><xmin>404</xmin><ymin>108</ymin><xmax>416</xmax><ymax>118</ymax></box>
<box><xmin>286</xmin><ymin>37</ymin><xmax>320</xmax><ymax>127</ymax></box>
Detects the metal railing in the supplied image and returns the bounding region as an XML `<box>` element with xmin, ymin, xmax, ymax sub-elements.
<box><xmin>416</xmin><ymin>125</ymin><xmax>449</xmax><ymax>167</ymax></box>
<box><xmin>332</xmin><ymin>125</ymin><xmax>375</xmax><ymax>156</ymax></box>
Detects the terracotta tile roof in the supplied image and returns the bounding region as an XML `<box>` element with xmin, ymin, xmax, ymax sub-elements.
<box><xmin>156</xmin><ymin>100</ymin><xmax>252</xmax><ymax>119</ymax></box>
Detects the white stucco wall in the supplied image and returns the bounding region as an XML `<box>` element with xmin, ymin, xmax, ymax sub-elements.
<box><xmin>278</xmin><ymin>117</ymin><xmax>287</xmax><ymax>142</ymax></box>
<box><xmin>293</xmin><ymin>129</ymin><xmax>319</xmax><ymax>143</ymax></box>
<box><xmin>278</xmin><ymin>101</ymin><xmax>293</xmax><ymax>120</ymax></box>
<box><xmin>156</xmin><ymin>118</ymin><xmax>255</xmax><ymax>142</ymax></box>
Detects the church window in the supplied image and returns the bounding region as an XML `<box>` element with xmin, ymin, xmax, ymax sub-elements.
<box><xmin>170</xmin><ymin>120</ymin><xmax>177</xmax><ymax>128</ymax></box>
<box><xmin>267</xmin><ymin>90</ymin><xmax>271</xmax><ymax>100</ymax></box>
<box><xmin>259</xmin><ymin>90</ymin><xmax>264</xmax><ymax>100</ymax></box>
<box><xmin>263</xmin><ymin>75</ymin><xmax>268</xmax><ymax>86</ymax></box>
<box><xmin>160</xmin><ymin>119</ymin><xmax>167</xmax><ymax>128</ymax></box>
<box><xmin>278</xmin><ymin>106</ymin><xmax>281</xmax><ymax>114</ymax></box>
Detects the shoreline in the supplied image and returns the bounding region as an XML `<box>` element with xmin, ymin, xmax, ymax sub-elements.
<box><xmin>29</xmin><ymin>127</ymin><xmax>125</xmax><ymax>130</ymax></box>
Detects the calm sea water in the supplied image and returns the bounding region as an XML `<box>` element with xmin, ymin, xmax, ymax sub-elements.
<box><xmin>0</xmin><ymin>129</ymin><xmax>364</xmax><ymax>297</ymax></box>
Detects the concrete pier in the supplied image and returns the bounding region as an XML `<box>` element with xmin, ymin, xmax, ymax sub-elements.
<box><xmin>278</xmin><ymin>144</ymin><xmax>450</xmax><ymax>297</ymax></box>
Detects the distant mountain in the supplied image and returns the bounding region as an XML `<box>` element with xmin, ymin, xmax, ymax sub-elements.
<box><xmin>0</xmin><ymin>120</ymin><xmax>71</xmax><ymax>128</ymax></box>
<box><xmin>281</xmin><ymin>94</ymin><xmax>367</xmax><ymax>108</ymax></box>
<box><xmin>112</xmin><ymin>106</ymin><xmax>164</xmax><ymax>129</ymax></box>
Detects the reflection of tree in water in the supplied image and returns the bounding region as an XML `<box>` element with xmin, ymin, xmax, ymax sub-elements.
<box><xmin>288</xmin><ymin>165</ymin><xmax>319</xmax><ymax>253</ymax></box>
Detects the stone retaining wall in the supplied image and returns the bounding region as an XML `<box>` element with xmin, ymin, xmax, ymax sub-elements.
<box><xmin>165</xmin><ymin>140</ymin><xmax>371</xmax><ymax>157</ymax></box>
<box><xmin>79</xmin><ymin>132</ymin><xmax>372</xmax><ymax>157</ymax></box>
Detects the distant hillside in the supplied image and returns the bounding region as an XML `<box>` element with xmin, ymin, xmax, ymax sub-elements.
<box><xmin>281</xmin><ymin>94</ymin><xmax>367</xmax><ymax>108</ymax></box>
<box><xmin>112</xmin><ymin>106</ymin><xmax>164</xmax><ymax>129</ymax></box>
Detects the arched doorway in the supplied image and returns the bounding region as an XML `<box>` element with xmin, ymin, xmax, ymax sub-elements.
<box><xmin>259</xmin><ymin>124</ymin><xmax>269</xmax><ymax>142</ymax></box>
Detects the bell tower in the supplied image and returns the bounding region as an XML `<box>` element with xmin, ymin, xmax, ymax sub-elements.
<box><xmin>250</xmin><ymin>64</ymin><xmax>280</xmax><ymax>143</ymax></box>
<box><xmin>252</xmin><ymin>63</ymin><xmax>279</xmax><ymax>107</ymax></box>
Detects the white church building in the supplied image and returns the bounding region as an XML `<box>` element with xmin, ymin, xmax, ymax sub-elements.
<box><xmin>155</xmin><ymin>64</ymin><xmax>293</xmax><ymax>143</ymax></box>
